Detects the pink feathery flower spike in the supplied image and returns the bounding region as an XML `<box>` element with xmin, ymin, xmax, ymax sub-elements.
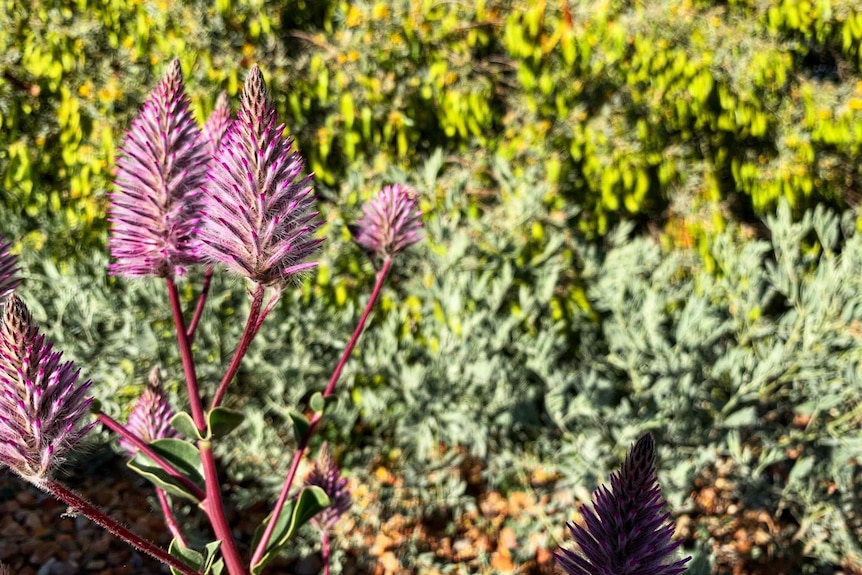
<box><xmin>198</xmin><ymin>65</ymin><xmax>323</xmax><ymax>286</ymax></box>
<box><xmin>0</xmin><ymin>237</ymin><xmax>21</xmax><ymax>302</ymax></box>
<box><xmin>352</xmin><ymin>184</ymin><xmax>423</xmax><ymax>259</ymax></box>
<box><xmin>0</xmin><ymin>294</ymin><xmax>95</xmax><ymax>484</ymax></box>
<box><xmin>109</xmin><ymin>57</ymin><xmax>210</xmax><ymax>278</ymax></box>
<box><xmin>202</xmin><ymin>91</ymin><xmax>233</xmax><ymax>156</ymax></box>
<box><xmin>304</xmin><ymin>442</ymin><xmax>352</xmax><ymax>530</ymax></box>
<box><xmin>118</xmin><ymin>366</ymin><xmax>179</xmax><ymax>457</ymax></box>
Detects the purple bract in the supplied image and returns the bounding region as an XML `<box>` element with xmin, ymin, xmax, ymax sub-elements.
<box><xmin>198</xmin><ymin>65</ymin><xmax>323</xmax><ymax>286</ymax></box>
<box><xmin>353</xmin><ymin>184</ymin><xmax>423</xmax><ymax>259</ymax></box>
<box><xmin>556</xmin><ymin>433</ymin><xmax>691</xmax><ymax>575</ymax></box>
<box><xmin>0</xmin><ymin>295</ymin><xmax>94</xmax><ymax>483</ymax></box>
<box><xmin>118</xmin><ymin>366</ymin><xmax>179</xmax><ymax>456</ymax></box>
<box><xmin>109</xmin><ymin>58</ymin><xmax>210</xmax><ymax>279</ymax></box>
<box><xmin>305</xmin><ymin>442</ymin><xmax>352</xmax><ymax>530</ymax></box>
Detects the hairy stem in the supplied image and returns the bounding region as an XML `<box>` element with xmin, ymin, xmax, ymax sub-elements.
<box><xmin>199</xmin><ymin>441</ymin><xmax>248</xmax><ymax>575</ymax></box>
<box><xmin>42</xmin><ymin>479</ymin><xmax>199</xmax><ymax>575</ymax></box>
<box><xmin>250</xmin><ymin>259</ymin><xmax>392</xmax><ymax>569</ymax></box>
<box><xmin>166</xmin><ymin>278</ymin><xmax>206</xmax><ymax>431</ymax></box>
<box><xmin>156</xmin><ymin>487</ymin><xmax>188</xmax><ymax>547</ymax></box>
<box><xmin>187</xmin><ymin>267</ymin><xmax>214</xmax><ymax>343</ymax></box>
<box><xmin>321</xmin><ymin>529</ymin><xmax>331</xmax><ymax>575</ymax></box>
<box><xmin>210</xmin><ymin>283</ymin><xmax>265</xmax><ymax>410</ymax></box>
<box><xmin>98</xmin><ymin>412</ymin><xmax>205</xmax><ymax>501</ymax></box>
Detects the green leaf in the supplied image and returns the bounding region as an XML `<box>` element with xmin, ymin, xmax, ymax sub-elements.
<box><xmin>250</xmin><ymin>486</ymin><xmax>330</xmax><ymax>574</ymax></box>
<box><xmin>788</xmin><ymin>455</ymin><xmax>815</xmax><ymax>487</ymax></box>
<box><xmin>203</xmin><ymin>541</ymin><xmax>222</xmax><ymax>574</ymax></box>
<box><xmin>721</xmin><ymin>406</ymin><xmax>757</xmax><ymax>428</ymax></box>
<box><xmin>127</xmin><ymin>439</ymin><xmax>204</xmax><ymax>501</ymax></box>
<box><xmin>288</xmin><ymin>408</ymin><xmax>310</xmax><ymax>443</ymax></box>
<box><xmin>171</xmin><ymin>411</ymin><xmax>203</xmax><ymax>440</ymax></box>
<box><xmin>168</xmin><ymin>539</ymin><xmax>222</xmax><ymax>575</ymax></box>
<box><xmin>169</xmin><ymin>539</ymin><xmax>203</xmax><ymax>575</ymax></box>
<box><xmin>207</xmin><ymin>407</ymin><xmax>245</xmax><ymax>439</ymax></box>
<box><xmin>309</xmin><ymin>392</ymin><xmax>325</xmax><ymax>414</ymax></box>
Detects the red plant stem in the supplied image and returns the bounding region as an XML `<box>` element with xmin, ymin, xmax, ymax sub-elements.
<box><xmin>42</xmin><ymin>479</ymin><xmax>200</xmax><ymax>575</ymax></box>
<box><xmin>323</xmin><ymin>258</ymin><xmax>392</xmax><ymax>398</ymax></box>
<box><xmin>187</xmin><ymin>267</ymin><xmax>214</xmax><ymax>342</ymax></box>
<box><xmin>97</xmin><ymin>412</ymin><xmax>205</xmax><ymax>501</ymax></box>
<box><xmin>166</xmin><ymin>278</ymin><xmax>247</xmax><ymax>573</ymax></box>
<box><xmin>210</xmin><ymin>284</ymin><xmax>265</xmax><ymax>410</ymax></box>
<box><xmin>166</xmin><ymin>278</ymin><xmax>206</xmax><ymax>431</ymax></box>
<box><xmin>321</xmin><ymin>530</ymin><xmax>331</xmax><ymax>575</ymax></box>
<box><xmin>199</xmin><ymin>440</ymin><xmax>248</xmax><ymax>575</ymax></box>
<box><xmin>156</xmin><ymin>487</ymin><xmax>188</xmax><ymax>547</ymax></box>
<box><xmin>250</xmin><ymin>258</ymin><xmax>392</xmax><ymax>569</ymax></box>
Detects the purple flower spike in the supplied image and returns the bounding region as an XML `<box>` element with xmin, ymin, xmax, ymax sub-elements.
<box><xmin>202</xmin><ymin>91</ymin><xmax>233</xmax><ymax>156</ymax></box>
<box><xmin>305</xmin><ymin>442</ymin><xmax>352</xmax><ymax>530</ymax></box>
<box><xmin>109</xmin><ymin>57</ymin><xmax>210</xmax><ymax>279</ymax></box>
<box><xmin>556</xmin><ymin>433</ymin><xmax>691</xmax><ymax>575</ymax></box>
<box><xmin>118</xmin><ymin>366</ymin><xmax>178</xmax><ymax>456</ymax></box>
<box><xmin>0</xmin><ymin>237</ymin><xmax>21</xmax><ymax>302</ymax></box>
<box><xmin>198</xmin><ymin>65</ymin><xmax>323</xmax><ymax>286</ymax></box>
<box><xmin>0</xmin><ymin>294</ymin><xmax>95</xmax><ymax>484</ymax></box>
<box><xmin>353</xmin><ymin>184</ymin><xmax>423</xmax><ymax>259</ymax></box>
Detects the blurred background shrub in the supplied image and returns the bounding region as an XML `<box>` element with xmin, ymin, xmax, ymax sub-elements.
<box><xmin>4</xmin><ymin>0</ymin><xmax>862</xmax><ymax>572</ymax></box>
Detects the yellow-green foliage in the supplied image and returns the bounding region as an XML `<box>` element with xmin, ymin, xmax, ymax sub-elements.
<box><xmin>502</xmin><ymin>0</ymin><xmax>862</xmax><ymax>234</ymax></box>
<box><xmin>0</xmin><ymin>0</ymin><xmax>279</xmax><ymax>255</ymax></box>
<box><xmin>2</xmin><ymin>0</ymin><xmax>862</xmax><ymax>255</ymax></box>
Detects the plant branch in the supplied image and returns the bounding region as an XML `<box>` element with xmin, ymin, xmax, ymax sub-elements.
<box><xmin>187</xmin><ymin>267</ymin><xmax>214</xmax><ymax>343</ymax></box>
<box><xmin>199</xmin><ymin>440</ymin><xmax>247</xmax><ymax>575</ymax></box>
<box><xmin>156</xmin><ymin>487</ymin><xmax>188</xmax><ymax>547</ymax></box>
<box><xmin>250</xmin><ymin>258</ymin><xmax>393</xmax><ymax>568</ymax></box>
<box><xmin>210</xmin><ymin>283</ymin><xmax>265</xmax><ymax>410</ymax></box>
<box><xmin>42</xmin><ymin>479</ymin><xmax>200</xmax><ymax>575</ymax></box>
<box><xmin>166</xmin><ymin>278</ymin><xmax>206</xmax><ymax>431</ymax></box>
<box><xmin>97</xmin><ymin>412</ymin><xmax>205</xmax><ymax>501</ymax></box>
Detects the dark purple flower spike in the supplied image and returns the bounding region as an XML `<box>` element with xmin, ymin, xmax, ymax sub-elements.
<box><xmin>0</xmin><ymin>294</ymin><xmax>94</xmax><ymax>484</ymax></box>
<box><xmin>352</xmin><ymin>184</ymin><xmax>423</xmax><ymax>260</ymax></box>
<box><xmin>556</xmin><ymin>433</ymin><xmax>690</xmax><ymax>575</ymax></box>
<box><xmin>0</xmin><ymin>237</ymin><xmax>20</xmax><ymax>302</ymax></box>
<box><xmin>109</xmin><ymin>57</ymin><xmax>209</xmax><ymax>279</ymax></box>
<box><xmin>198</xmin><ymin>65</ymin><xmax>323</xmax><ymax>286</ymax></box>
<box><xmin>305</xmin><ymin>442</ymin><xmax>352</xmax><ymax>530</ymax></box>
<box><xmin>118</xmin><ymin>366</ymin><xmax>179</xmax><ymax>457</ymax></box>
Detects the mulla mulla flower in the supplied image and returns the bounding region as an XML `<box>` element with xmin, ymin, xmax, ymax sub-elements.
<box><xmin>556</xmin><ymin>433</ymin><xmax>690</xmax><ymax>575</ymax></box>
<box><xmin>352</xmin><ymin>184</ymin><xmax>423</xmax><ymax>260</ymax></box>
<box><xmin>0</xmin><ymin>236</ymin><xmax>20</xmax><ymax>302</ymax></box>
<box><xmin>202</xmin><ymin>91</ymin><xmax>233</xmax><ymax>156</ymax></box>
<box><xmin>109</xmin><ymin>57</ymin><xmax>210</xmax><ymax>279</ymax></box>
<box><xmin>304</xmin><ymin>442</ymin><xmax>352</xmax><ymax>530</ymax></box>
<box><xmin>118</xmin><ymin>366</ymin><xmax>178</xmax><ymax>456</ymax></box>
<box><xmin>197</xmin><ymin>65</ymin><xmax>323</xmax><ymax>286</ymax></box>
<box><xmin>0</xmin><ymin>294</ymin><xmax>95</xmax><ymax>484</ymax></box>
<box><xmin>303</xmin><ymin>442</ymin><xmax>352</xmax><ymax>575</ymax></box>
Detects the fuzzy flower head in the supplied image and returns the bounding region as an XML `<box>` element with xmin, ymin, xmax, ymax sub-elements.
<box><xmin>118</xmin><ymin>366</ymin><xmax>179</xmax><ymax>456</ymax></box>
<box><xmin>202</xmin><ymin>91</ymin><xmax>233</xmax><ymax>156</ymax></box>
<box><xmin>109</xmin><ymin>58</ymin><xmax>210</xmax><ymax>279</ymax></box>
<box><xmin>0</xmin><ymin>237</ymin><xmax>20</xmax><ymax>302</ymax></box>
<box><xmin>556</xmin><ymin>433</ymin><xmax>691</xmax><ymax>575</ymax></box>
<box><xmin>0</xmin><ymin>295</ymin><xmax>95</xmax><ymax>484</ymax></box>
<box><xmin>304</xmin><ymin>442</ymin><xmax>352</xmax><ymax>530</ymax></box>
<box><xmin>198</xmin><ymin>65</ymin><xmax>323</xmax><ymax>286</ymax></box>
<box><xmin>352</xmin><ymin>184</ymin><xmax>423</xmax><ymax>259</ymax></box>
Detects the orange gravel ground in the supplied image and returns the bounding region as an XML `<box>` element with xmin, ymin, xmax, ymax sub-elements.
<box><xmin>3</xmin><ymin>448</ymin><xmax>858</xmax><ymax>574</ymax></box>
